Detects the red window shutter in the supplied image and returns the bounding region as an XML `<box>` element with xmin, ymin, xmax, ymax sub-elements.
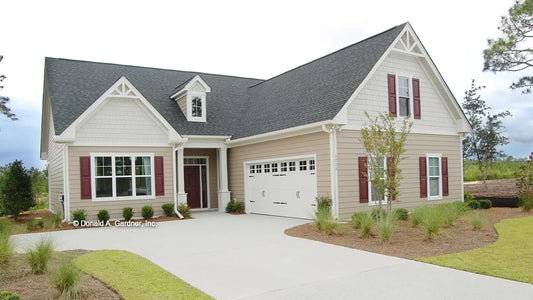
<box><xmin>387</xmin><ymin>74</ymin><xmax>397</xmax><ymax>117</ymax></box>
<box><xmin>155</xmin><ymin>156</ymin><xmax>165</xmax><ymax>196</ymax></box>
<box><xmin>419</xmin><ymin>157</ymin><xmax>427</xmax><ymax>198</ymax></box>
<box><xmin>442</xmin><ymin>157</ymin><xmax>449</xmax><ymax>196</ymax></box>
<box><xmin>387</xmin><ymin>157</ymin><xmax>396</xmax><ymax>200</ymax></box>
<box><xmin>358</xmin><ymin>157</ymin><xmax>368</xmax><ymax>203</ymax></box>
<box><xmin>80</xmin><ymin>156</ymin><xmax>91</xmax><ymax>200</ymax></box>
<box><xmin>413</xmin><ymin>78</ymin><xmax>421</xmax><ymax>119</ymax></box>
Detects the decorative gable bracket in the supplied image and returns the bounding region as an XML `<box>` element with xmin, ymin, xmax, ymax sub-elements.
<box><xmin>391</xmin><ymin>26</ymin><xmax>425</xmax><ymax>58</ymax></box>
<box><xmin>171</xmin><ymin>75</ymin><xmax>211</xmax><ymax>123</ymax></box>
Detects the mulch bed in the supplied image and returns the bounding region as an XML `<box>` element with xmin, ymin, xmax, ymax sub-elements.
<box><xmin>465</xmin><ymin>179</ymin><xmax>520</xmax><ymax>207</ymax></box>
<box><xmin>285</xmin><ymin>207</ymin><xmax>533</xmax><ymax>260</ymax></box>
<box><xmin>0</xmin><ymin>250</ymin><xmax>122</xmax><ymax>299</ymax></box>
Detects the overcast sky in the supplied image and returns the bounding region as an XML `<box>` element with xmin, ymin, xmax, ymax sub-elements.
<box><xmin>1</xmin><ymin>0</ymin><xmax>531</xmax><ymax>169</ymax></box>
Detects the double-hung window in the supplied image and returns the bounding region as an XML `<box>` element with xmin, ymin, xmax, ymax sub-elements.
<box><xmin>427</xmin><ymin>155</ymin><xmax>442</xmax><ymax>199</ymax></box>
<box><xmin>93</xmin><ymin>154</ymin><xmax>154</xmax><ymax>200</ymax></box>
<box><xmin>398</xmin><ymin>76</ymin><xmax>410</xmax><ymax>117</ymax></box>
<box><xmin>368</xmin><ymin>157</ymin><xmax>387</xmax><ymax>205</ymax></box>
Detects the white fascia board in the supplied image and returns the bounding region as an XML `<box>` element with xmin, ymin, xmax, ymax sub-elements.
<box><xmin>226</xmin><ymin>120</ymin><xmax>334</xmax><ymax>148</ymax></box>
<box><xmin>57</xmin><ymin>76</ymin><xmax>184</xmax><ymax>145</ymax></box>
<box><xmin>170</xmin><ymin>75</ymin><xmax>212</xmax><ymax>99</ymax></box>
<box><xmin>182</xmin><ymin>135</ymin><xmax>231</xmax><ymax>140</ymax></box>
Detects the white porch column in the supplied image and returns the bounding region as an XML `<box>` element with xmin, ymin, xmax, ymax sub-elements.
<box><xmin>176</xmin><ymin>146</ymin><xmax>187</xmax><ymax>205</ymax></box>
<box><xmin>218</xmin><ymin>146</ymin><xmax>231</xmax><ymax>212</ymax></box>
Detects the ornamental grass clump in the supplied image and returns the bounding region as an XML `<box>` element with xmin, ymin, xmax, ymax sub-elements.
<box><xmin>313</xmin><ymin>196</ymin><xmax>338</xmax><ymax>234</ymax></box>
<box><xmin>470</xmin><ymin>210</ymin><xmax>485</xmax><ymax>230</ymax></box>
<box><xmin>351</xmin><ymin>211</ymin><xmax>369</xmax><ymax>229</ymax></box>
<box><xmin>0</xmin><ymin>222</ymin><xmax>14</xmax><ymax>269</ymax></box>
<box><xmin>420</xmin><ymin>206</ymin><xmax>445</xmax><ymax>240</ymax></box>
<box><xmin>27</xmin><ymin>237</ymin><xmax>54</xmax><ymax>274</ymax></box>
<box><xmin>377</xmin><ymin>213</ymin><xmax>394</xmax><ymax>242</ymax></box>
<box><xmin>441</xmin><ymin>201</ymin><xmax>467</xmax><ymax>227</ymax></box>
<box><xmin>53</xmin><ymin>260</ymin><xmax>81</xmax><ymax>300</ymax></box>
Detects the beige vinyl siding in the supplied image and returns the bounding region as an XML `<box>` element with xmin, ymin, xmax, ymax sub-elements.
<box><xmin>337</xmin><ymin>130</ymin><xmax>462</xmax><ymax>219</ymax></box>
<box><xmin>177</xmin><ymin>95</ymin><xmax>187</xmax><ymax>117</ymax></box>
<box><xmin>183</xmin><ymin>148</ymin><xmax>218</xmax><ymax>209</ymax></box>
<box><xmin>228</xmin><ymin>132</ymin><xmax>331</xmax><ymax>204</ymax></box>
<box><xmin>68</xmin><ymin>146</ymin><xmax>174</xmax><ymax>220</ymax></box>
<box><xmin>47</xmin><ymin>108</ymin><xmax>64</xmax><ymax>215</ymax></box>
<box><xmin>347</xmin><ymin>51</ymin><xmax>458</xmax><ymax>134</ymax></box>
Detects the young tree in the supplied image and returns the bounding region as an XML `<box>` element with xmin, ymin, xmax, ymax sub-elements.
<box><xmin>0</xmin><ymin>55</ymin><xmax>17</xmax><ymax>121</ymax></box>
<box><xmin>462</xmin><ymin>80</ymin><xmax>511</xmax><ymax>188</ymax></box>
<box><xmin>483</xmin><ymin>0</ymin><xmax>533</xmax><ymax>93</ymax></box>
<box><xmin>0</xmin><ymin>160</ymin><xmax>34</xmax><ymax>219</ymax></box>
<box><xmin>359</xmin><ymin>112</ymin><xmax>413</xmax><ymax>214</ymax></box>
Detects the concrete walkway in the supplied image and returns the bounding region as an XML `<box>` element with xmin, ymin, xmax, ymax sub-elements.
<box><xmin>12</xmin><ymin>212</ymin><xmax>533</xmax><ymax>299</ymax></box>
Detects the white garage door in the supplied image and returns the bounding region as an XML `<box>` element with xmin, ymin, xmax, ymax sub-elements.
<box><xmin>245</xmin><ymin>156</ymin><xmax>317</xmax><ymax>219</ymax></box>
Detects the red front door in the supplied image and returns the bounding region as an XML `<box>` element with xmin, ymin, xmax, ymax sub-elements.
<box><xmin>185</xmin><ymin>166</ymin><xmax>201</xmax><ymax>208</ymax></box>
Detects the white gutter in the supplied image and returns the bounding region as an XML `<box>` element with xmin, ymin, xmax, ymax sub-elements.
<box><xmin>226</xmin><ymin>120</ymin><xmax>333</xmax><ymax>147</ymax></box>
<box><xmin>172</xmin><ymin>146</ymin><xmax>184</xmax><ymax>219</ymax></box>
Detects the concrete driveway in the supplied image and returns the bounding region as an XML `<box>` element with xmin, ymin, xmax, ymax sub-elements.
<box><xmin>12</xmin><ymin>212</ymin><xmax>533</xmax><ymax>299</ymax></box>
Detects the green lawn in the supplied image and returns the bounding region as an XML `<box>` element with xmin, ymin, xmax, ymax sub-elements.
<box><xmin>74</xmin><ymin>250</ymin><xmax>213</xmax><ymax>299</ymax></box>
<box><xmin>418</xmin><ymin>216</ymin><xmax>533</xmax><ymax>284</ymax></box>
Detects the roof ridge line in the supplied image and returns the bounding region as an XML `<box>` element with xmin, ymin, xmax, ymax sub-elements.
<box><xmin>45</xmin><ymin>57</ymin><xmax>266</xmax><ymax>82</ymax></box>
<box><xmin>247</xmin><ymin>22</ymin><xmax>408</xmax><ymax>89</ymax></box>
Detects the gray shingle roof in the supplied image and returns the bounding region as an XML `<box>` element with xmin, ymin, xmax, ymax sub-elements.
<box><xmin>45</xmin><ymin>23</ymin><xmax>405</xmax><ymax>139</ymax></box>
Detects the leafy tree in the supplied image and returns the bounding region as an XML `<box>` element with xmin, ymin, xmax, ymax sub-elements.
<box><xmin>29</xmin><ymin>167</ymin><xmax>48</xmax><ymax>197</ymax></box>
<box><xmin>483</xmin><ymin>0</ymin><xmax>533</xmax><ymax>93</ymax></box>
<box><xmin>0</xmin><ymin>55</ymin><xmax>17</xmax><ymax>121</ymax></box>
<box><xmin>462</xmin><ymin>80</ymin><xmax>511</xmax><ymax>188</ymax></box>
<box><xmin>516</xmin><ymin>152</ymin><xmax>533</xmax><ymax>195</ymax></box>
<box><xmin>359</xmin><ymin>112</ymin><xmax>413</xmax><ymax>215</ymax></box>
<box><xmin>0</xmin><ymin>160</ymin><xmax>34</xmax><ymax>219</ymax></box>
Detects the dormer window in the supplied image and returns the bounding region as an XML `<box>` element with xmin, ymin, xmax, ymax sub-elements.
<box><xmin>171</xmin><ymin>75</ymin><xmax>211</xmax><ymax>123</ymax></box>
<box><xmin>191</xmin><ymin>96</ymin><xmax>203</xmax><ymax>118</ymax></box>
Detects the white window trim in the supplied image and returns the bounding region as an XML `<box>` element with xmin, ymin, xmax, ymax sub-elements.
<box><xmin>368</xmin><ymin>156</ymin><xmax>388</xmax><ymax>206</ymax></box>
<box><xmin>184</xmin><ymin>156</ymin><xmax>210</xmax><ymax>209</ymax></box>
<box><xmin>90</xmin><ymin>153</ymin><xmax>155</xmax><ymax>202</ymax></box>
<box><xmin>186</xmin><ymin>92</ymin><xmax>206</xmax><ymax>122</ymax></box>
<box><xmin>426</xmin><ymin>153</ymin><xmax>443</xmax><ymax>200</ymax></box>
<box><xmin>395</xmin><ymin>74</ymin><xmax>414</xmax><ymax>119</ymax></box>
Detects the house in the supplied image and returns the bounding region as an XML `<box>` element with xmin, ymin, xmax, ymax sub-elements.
<box><xmin>40</xmin><ymin>23</ymin><xmax>471</xmax><ymax>221</ymax></box>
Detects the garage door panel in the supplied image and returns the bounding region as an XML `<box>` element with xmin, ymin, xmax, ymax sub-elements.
<box><xmin>246</xmin><ymin>157</ymin><xmax>317</xmax><ymax>219</ymax></box>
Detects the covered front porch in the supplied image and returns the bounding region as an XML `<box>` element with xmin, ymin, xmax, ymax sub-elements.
<box><xmin>172</xmin><ymin>136</ymin><xmax>231</xmax><ymax>212</ymax></box>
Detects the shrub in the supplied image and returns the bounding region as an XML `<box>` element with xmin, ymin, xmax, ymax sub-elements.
<box><xmin>97</xmin><ymin>210</ymin><xmax>110</xmax><ymax>222</ymax></box>
<box><xmin>50</xmin><ymin>214</ymin><xmax>62</xmax><ymax>228</ymax></box>
<box><xmin>470</xmin><ymin>211</ymin><xmax>484</xmax><ymax>230</ymax></box>
<box><xmin>316</xmin><ymin>196</ymin><xmax>332</xmax><ymax>213</ymax></box>
<box><xmin>377</xmin><ymin>214</ymin><xmax>394</xmax><ymax>242</ymax></box>
<box><xmin>161</xmin><ymin>203</ymin><xmax>175</xmax><ymax>217</ymax></box>
<box><xmin>27</xmin><ymin>237</ymin><xmax>54</xmax><ymax>274</ymax></box>
<box><xmin>467</xmin><ymin>200</ymin><xmax>481</xmax><ymax>210</ymax></box>
<box><xmin>141</xmin><ymin>205</ymin><xmax>154</xmax><ymax>219</ymax></box>
<box><xmin>351</xmin><ymin>211</ymin><xmax>369</xmax><ymax>229</ymax></box>
<box><xmin>371</xmin><ymin>208</ymin><xmax>386</xmax><ymax>221</ymax></box>
<box><xmin>464</xmin><ymin>190</ymin><xmax>474</xmax><ymax>202</ymax></box>
<box><xmin>52</xmin><ymin>260</ymin><xmax>80</xmax><ymax>300</ymax></box>
<box><xmin>0</xmin><ymin>222</ymin><xmax>13</xmax><ymax>268</ymax></box>
<box><xmin>0</xmin><ymin>160</ymin><xmax>35</xmax><ymax>219</ymax></box>
<box><xmin>478</xmin><ymin>199</ymin><xmax>493</xmax><ymax>209</ymax></box>
<box><xmin>26</xmin><ymin>219</ymin><xmax>44</xmax><ymax>232</ymax></box>
<box><xmin>233</xmin><ymin>201</ymin><xmax>245</xmax><ymax>213</ymax></box>
<box><xmin>519</xmin><ymin>194</ymin><xmax>533</xmax><ymax>212</ymax></box>
<box><xmin>393</xmin><ymin>208</ymin><xmax>409</xmax><ymax>221</ymax></box>
<box><xmin>225</xmin><ymin>200</ymin><xmax>235</xmax><ymax>213</ymax></box>
<box><xmin>123</xmin><ymin>207</ymin><xmax>134</xmax><ymax>220</ymax></box>
<box><xmin>178</xmin><ymin>204</ymin><xmax>191</xmax><ymax>218</ymax></box>
<box><xmin>0</xmin><ymin>291</ymin><xmax>21</xmax><ymax>300</ymax></box>
<box><xmin>72</xmin><ymin>209</ymin><xmax>86</xmax><ymax>222</ymax></box>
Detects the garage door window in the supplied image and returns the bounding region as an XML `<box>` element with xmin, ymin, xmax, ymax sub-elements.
<box><xmin>249</xmin><ymin>165</ymin><xmax>255</xmax><ymax>174</ymax></box>
<box><xmin>272</xmin><ymin>163</ymin><xmax>278</xmax><ymax>173</ymax></box>
<box><xmin>309</xmin><ymin>160</ymin><xmax>315</xmax><ymax>171</ymax></box>
<box><xmin>289</xmin><ymin>161</ymin><xmax>296</xmax><ymax>171</ymax></box>
<box><xmin>299</xmin><ymin>160</ymin><xmax>307</xmax><ymax>171</ymax></box>
<box><xmin>264</xmin><ymin>164</ymin><xmax>271</xmax><ymax>173</ymax></box>
<box><xmin>256</xmin><ymin>164</ymin><xmax>262</xmax><ymax>173</ymax></box>
<box><xmin>281</xmin><ymin>162</ymin><xmax>287</xmax><ymax>172</ymax></box>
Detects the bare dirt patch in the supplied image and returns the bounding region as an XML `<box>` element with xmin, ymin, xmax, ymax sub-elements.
<box><xmin>0</xmin><ymin>250</ymin><xmax>122</xmax><ymax>299</ymax></box>
<box><xmin>285</xmin><ymin>207</ymin><xmax>533</xmax><ymax>260</ymax></box>
<box><xmin>465</xmin><ymin>179</ymin><xmax>517</xmax><ymax>198</ymax></box>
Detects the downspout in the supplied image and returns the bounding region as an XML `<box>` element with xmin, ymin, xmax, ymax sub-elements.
<box><xmin>172</xmin><ymin>146</ymin><xmax>184</xmax><ymax>219</ymax></box>
<box><xmin>460</xmin><ymin>134</ymin><xmax>465</xmax><ymax>202</ymax></box>
<box><xmin>62</xmin><ymin>145</ymin><xmax>70</xmax><ymax>222</ymax></box>
<box><xmin>325</xmin><ymin>124</ymin><xmax>340</xmax><ymax>219</ymax></box>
